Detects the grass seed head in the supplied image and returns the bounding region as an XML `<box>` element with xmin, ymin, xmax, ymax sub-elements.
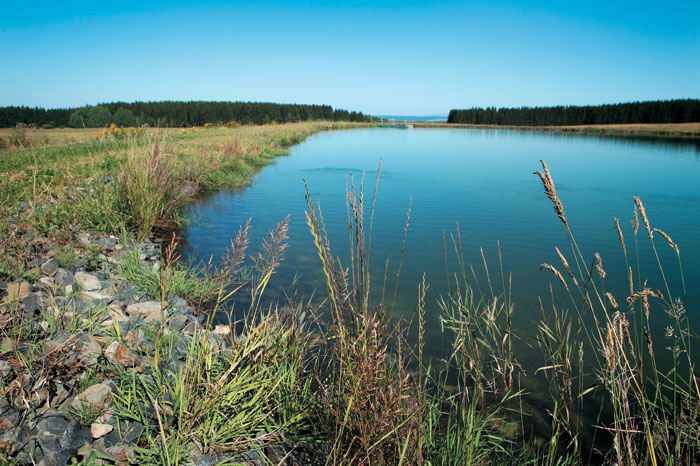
<box><xmin>653</xmin><ymin>228</ymin><xmax>679</xmax><ymax>255</ymax></box>
<box><xmin>534</xmin><ymin>160</ymin><xmax>568</xmax><ymax>229</ymax></box>
<box><xmin>540</xmin><ymin>263</ymin><xmax>569</xmax><ymax>292</ymax></box>
<box><xmin>633</xmin><ymin>196</ymin><xmax>653</xmax><ymax>240</ymax></box>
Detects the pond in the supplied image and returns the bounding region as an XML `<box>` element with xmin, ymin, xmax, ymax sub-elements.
<box><xmin>180</xmin><ymin>128</ymin><xmax>700</xmax><ymax>370</ymax></box>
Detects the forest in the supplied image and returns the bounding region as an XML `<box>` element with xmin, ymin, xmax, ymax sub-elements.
<box><xmin>0</xmin><ymin>101</ymin><xmax>370</xmax><ymax>128</ymax></box>
<box><xmin>447</xmin><ymin>99</ymin><xmax>700</xmax><ymax>126</ymax></box>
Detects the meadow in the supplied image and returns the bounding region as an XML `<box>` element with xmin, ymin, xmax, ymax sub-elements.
<box><xmin>0</xmin><ymin>123</ymin><xmax>698</xmax><ymax>465</ymax></box>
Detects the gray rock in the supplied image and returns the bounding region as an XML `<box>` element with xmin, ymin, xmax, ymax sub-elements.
<box><xmin>0</xmin><ymin>359</ymin><xmax>11</xmax><ymax>379</ymax></box>
<box><xmin>38</xmin><ymin>451</ymin><xmax>75</xmax><ymax>466</ymax></box>
<box><xmin>59</xmin><ymin>420</ymin><xmax>92</xmax><ymax>450</ymax></box>
<box><xmin>71</xmin><ymin>383</ymin><xmax>112</xmax><ymax>411</ymax></box>
<box><xmin>197</xmin><ymin>454</ymin><xmax>228</xmax><ymax>466</ymax></box>
<box><xmin>73</xmin><ymin>333</ymin><xmax>102</xmax><ymax>365</ymax></box>
<box><xmin>0</xmin><ymin>426</ymin><xmax>28</xmax><ymax>456</ymax></box>
<box><xmin>60</xmin><ymin>298</ymin><xmax>89</xmax><ymax>314</ymax></box>
<box><xmin>104</xmin><ymin>420</ymin><xmax>144</xmax><ymax>446</ymax></box>
<box><xmin>39</xmin><ymin>276</ymin><xmax>55</xmax><ymax>289</ymax></box>
<box><xmin>173</xmin><ymin>341</ymin><xmax>188</xmax><ymax>360</ymax></box>
<box><xmin>54</xmin><ymin>382</ymin><xmax>70</xmax><ymax>406</ymax></box>
<box><xmin>104</xmin><ymin>341</ymin><xmax>141</xmax><ymax>367</ymax></box>
<box><xmin>165</xmin><ymin>360</ymin><xmax>186</xmax><ymax>381</ymax></box>
<box><xmin>41</xmin><ymin>258</ymin><xmax>59</xmax><ymax>276</ymax></box>
<box><xmin>104</xmin><ymin>443</ymin><xmax>136</xmax><ymax>462</ymax></box>
<box><xmin>98</xmin><ymin>236</ymin><xmax>119</xmax><ymax>251</ymax></box>
<box><xmin>75</xmin><ymin>271</ymin><xmax>101</xmax><ymax>291</ymax></box>
<box><xmin>233</xmin><ymin>449</ymin><xmax>267</xmax><ymax>466</ymax></box>
<box><xmin>168</xmin><ymin>314</ymin><xmax>188</xmax><ymax>332</ymax></box>
<box><xmin>54</xmin><ymin>268</ymin><xmax>75</xmax><ymax>289</ymax></box>
<box><xmin>79</xmin><ymin>290</ymin><xmax>113</xmax><ymax>303</ymax></box>
<box><xmin>126</xmin><ymin>301</ymin><xmax>165</xmax><ymax>322</ymax></box>
<box><xmin>0</xmin><ymin>408</ymin><xmax>19</xmax><ymax>431</ymax></box>
<box><xmin>37</xmin><ymin>415</ymin><xmax>70</xmax><ymax>436</ymax></box>
<box><xmin>21</xmin><ymin>292</ymin><xmax>50</xmax><ymax>314</ymax></box>
<box><xmin>183</xmin><ymin>320</ymin><xmax>200</xmax><ymax>336</ymax></box>
<box><xmin>170</xmin><ymin>295</ymin><xmax>188</xmax><ymax>309</ymax></box>
<box><xmin>124</xmin><ymin>328</ymin><xmax>150</xmax><ymax>350</ymax></box>
<box><xmin>44</xmin><ymin>330</ymin><xmax>72</xmax><ymax>353</ymax></box>
<box><xmin>77</xmin><ymin>232</ymin><xmax>93</xmax><ymax>248</ymax></box>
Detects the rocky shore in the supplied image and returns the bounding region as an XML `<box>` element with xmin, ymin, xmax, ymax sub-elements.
<box><xmin>0</xmin><ymin>225</ymin><xmax>307</xmax><ymax>465</ymax></box>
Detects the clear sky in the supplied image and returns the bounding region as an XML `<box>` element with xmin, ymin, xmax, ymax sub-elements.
<box><xmin>1</xmin><ymin>1</ymin><xmax>698</xmax><ymax>115</ymax></box>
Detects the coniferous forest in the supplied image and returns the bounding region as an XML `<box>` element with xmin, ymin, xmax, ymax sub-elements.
<box><xmin>0</xmin><ymin>101</ymin><xmax>370</xmax><ymax>128</ymax></box>
<box><xmin>448</xmin><ymin>99</ymin><xmax>700</xmax><ymax>126</ymax></box>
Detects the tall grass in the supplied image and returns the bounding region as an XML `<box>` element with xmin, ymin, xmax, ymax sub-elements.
<box><xmin>304</xmin><ymin>168</ymin><xmax>423</xmax><ymax>465</ymax></box>
<box><xmin>533</xmin><ymin>160</ymin><xmax>699</xmax><ymax>465</ymax></box>
<box><xmin>115</xmin><ymin>138</ymin><xmax>192</xmax><ymax>238</ymax></box>
<box><xmin>298</xmin><ymin>160</ymin><xmax>698</xmax><ymax>465</ymax></box>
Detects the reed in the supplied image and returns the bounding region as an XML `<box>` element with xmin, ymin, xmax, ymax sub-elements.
<box><xmin>533</xmin><ymin>163</ymin><xmax>698</xmax><ymax>465</ymax></box>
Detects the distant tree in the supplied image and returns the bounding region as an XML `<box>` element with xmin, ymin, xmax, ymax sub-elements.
<box><xmin>448</xmin><ymin>99</ymin><xmax>700</xmax><ymax>126</ymax></box>
<box><xmin>85</xmin><ymin>106</ymin><xmax>112</xmax><ymax>127</ymax></box>
<box><xmin>2</xmin><ymin>100</ymin><xmax>370</xmax><ymax>128</ymax></box>
<box><xmin>69</xmin><ymin>108</ymin><xmax>89</xmax><ymax>128</ymax></box>
<box><xmin>113</xmin><ymin>107</ymin><xmax>138</xmax><ymax>126</ymax></box>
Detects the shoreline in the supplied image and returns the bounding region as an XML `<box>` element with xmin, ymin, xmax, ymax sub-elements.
<box><xmin>411</xmin><ymin>121</ymin><xmax>700</xmax><ymax>140</ymax></box>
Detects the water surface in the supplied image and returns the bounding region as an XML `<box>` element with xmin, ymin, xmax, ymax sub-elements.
<box><xmin>181</xmin><ymin>128</ymin><xmax>700</xmax><ymax>365</ymax></box>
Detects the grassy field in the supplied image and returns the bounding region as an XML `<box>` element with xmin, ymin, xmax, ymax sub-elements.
<box><xmin>0</xmin><ymin>127</ymin><xmax>99</xmax><ymax>149</ymax></box>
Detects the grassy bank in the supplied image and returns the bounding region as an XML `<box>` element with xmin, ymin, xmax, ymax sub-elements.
<box><xmin>1</xmin><ymin>125</ymin><xmax>698</xmax><ymax>465</ymax></box>
<box><xmin>414</xmin><ymin>121</ymin><xmax>700</xmax><ymax>139</ymax></box>
<box><xmin>0</xmin><ymin>122</ymin><xmax>367</xmax><ymax>281</ymax></box>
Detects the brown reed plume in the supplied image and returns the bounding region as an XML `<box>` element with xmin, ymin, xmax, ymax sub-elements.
<box><xmin>615</xmin><ymin>217</ymin><xmax>627</xmax><ymax>256</ymax></box>
<box><xmin>633</xmin><ymin>196</ymin><xmax>653</xmax><ymax>241</ymax></box>
<box><xmin>653</xmin><ymin>228</ymin><xmax>679</xmax><ymax>255</ymax></box>
<box><xmin>534</xmin><ymin>160</ymin><xmax>568</xmax><ymax>229</ymax></box>
<box><xmin>555</xmin><ymin>246</ymin><xmax>578</xmax><ymax>287</ymax></box>
<box><xmin>594</xmin><ymin>252</ymin><xmax>606</xmax><ymax>280</ymax></box>
<box><xmin>540</xmin><ymin>263</ymin><xmax>570</xmax><ymax>292</ymax></box>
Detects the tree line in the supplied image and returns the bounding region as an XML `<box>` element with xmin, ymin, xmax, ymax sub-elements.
<box><xmin>0</xmin><ymin>101</ymin><xmax>370</xmax><ymax>128</ymax></box>
<box><xmin>447</xmin><ymin>99</ymin><xmax>700</xmax><ymax>126</ymax></box>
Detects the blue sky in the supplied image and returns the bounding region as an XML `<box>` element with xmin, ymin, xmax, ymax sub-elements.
<box><xmin>1</xmin><ymin>1</ymin><xmax>698</xmax><ymax>115</ymax></box>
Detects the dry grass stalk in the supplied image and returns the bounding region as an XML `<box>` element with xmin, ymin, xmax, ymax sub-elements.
<box><xmin>627</xmin><ymin>287</ymin><xmax>662</xmax><ymax>321</ymax></box>
<box><xmin>653</xmin><ymin>228</ymin><xmax>679</xmax><ymax>255</ymax></box>
<box><xmin>633</xmin><ymin>196</ymin><xmax>653</xmax><ymax>240</ymax></box>
<box><xmin>533</xmin><ymin>160</ymin><xmax>568</xmax><ymax>229</ymax></box>
<box><xmin>605</xmin><ymin>292</ymin><xmax>619</xmax><ymax>311</ymax></box>
<box><xmin>614</xmin><ymin>217</ymin><xmax>627</xmax><ymax>256</ymax></box>
<box><xmin>540</xmin><ymin>263</ymin><xmax>569</xmax><ymax>292</ymax></box>
<box><xmin>554</xmin><ymin>246</ymin><xmax>578</xmax><ymax>287</ymax></box>
<box><xmin>594</xmin><ymin>252</ymin><xmax>606</xmax><ymax>280</ymax></box>
<box><xmin>628</xmin><ymin>266</ymin><xmax>634</xmax><ymax>295</ymax></box>
<box><xmin>626</xmin><ymin>288</ymin><xmax>663</xmax><ymax>306</ymax></box>
<box><xmin>632</xmin><ymin>206</ymin><xmax>640</xmax><ymax>237</ymax></box>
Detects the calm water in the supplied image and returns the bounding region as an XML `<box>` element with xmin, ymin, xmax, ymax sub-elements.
<box><xmin>180</xmin><ymin>128</ymin><xmax>700</xmax><ymax>366</ymax></box>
